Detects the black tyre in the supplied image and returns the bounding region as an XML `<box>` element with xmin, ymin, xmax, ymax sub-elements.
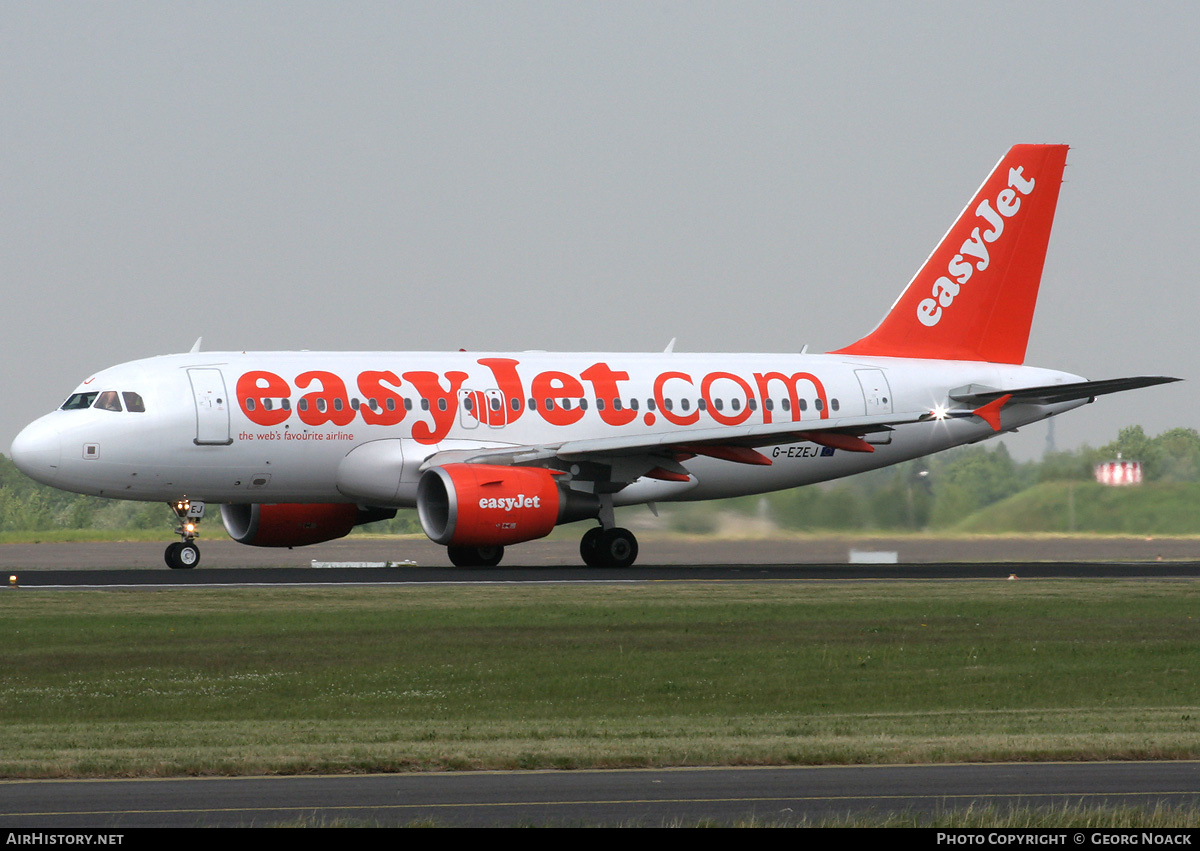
<box><xmin>177</xmin><ymin>542</ymin><xmax>200</xmax><ymax>569</ymax></box>
<box><xmin>447</xmin><ymin>545</ymin><xmax>505</xmax><ymax>567</ymax></box>
<box><xmin>165</xmin><ymin>541</ymin><xmax>200</xmax><ymax>570</ymax></box>
<box><xmin>598</xmin><ymin>528</ymin><xmax>638</xmax><ymax>568</ymax></box>
<box><xmin>580</xmin><ymin>527</ymin><xmax>606</xmax><ymax>567</ymax></box>
<box><xmin>475</xmin><ymin>545</ymin><xmax>504</xmax><ymax>567</ymax></box>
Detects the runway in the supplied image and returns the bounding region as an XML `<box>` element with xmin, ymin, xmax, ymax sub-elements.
<box><xmin>4</xmin><ymin>762</ymin><xmax>1200</xmax><ymax>827</ymax></box>
<box><xmin>6</xmin><ymin>560</ymin><xmax>1200</xmax><ymax>588</ymax></box>
<box><xmin>2</xmin><ymin>536</ymin><xmax>1198</xmax><ymax>584</ymax></box>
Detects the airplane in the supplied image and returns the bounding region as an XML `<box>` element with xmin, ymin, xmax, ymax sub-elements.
<box><xmin>9</xmin><ymin>144</ymin><xmax>1179</xmax><ymax>569</ymax></box>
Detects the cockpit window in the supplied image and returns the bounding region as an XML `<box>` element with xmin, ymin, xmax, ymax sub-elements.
<box><xmin>61</xmin><ymin>392</ymin><xmax>99</xmax><ymax>410</ymax></box>
<box><xmin>94</xmin><ymin>391</ymin><xmax>122</xmax><ymax>412</ymax></box>
<box><xmin>60</xmin><ymin>390</ymin><xmax>146</xmax><ymax>412</ymax></box>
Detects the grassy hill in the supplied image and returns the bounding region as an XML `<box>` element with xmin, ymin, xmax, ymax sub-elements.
<box><xmin>953</xmin><ymin>481</ymin><xmax>1200</xmax><ymax>535</ymax></box>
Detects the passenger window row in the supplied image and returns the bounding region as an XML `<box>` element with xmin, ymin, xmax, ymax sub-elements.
<box><xmin>245</xmin><ymin>394</ymin><xmax>841</xmax><ymax>416</ymax></box>
<box><xmin>526</xmin><ymin>396</ymin><xmax>840</xmax><ymax>413</ymax></box>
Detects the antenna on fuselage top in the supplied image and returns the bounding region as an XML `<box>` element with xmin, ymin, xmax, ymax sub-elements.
<box><xmin>664</xmin><ymin>338</ymin><xmax>676</xmax><ymax>353</ymax></box>
<box><xmin>189</xmin><ymin>337</ymin><xmax>203</xmax><ymax>353</ymax></box>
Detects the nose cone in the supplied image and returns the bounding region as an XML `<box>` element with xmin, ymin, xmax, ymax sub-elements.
<box><xmin>10</xmin><ymin>416</ymin><xmax>62</xmax><ymax>485</ymax></box>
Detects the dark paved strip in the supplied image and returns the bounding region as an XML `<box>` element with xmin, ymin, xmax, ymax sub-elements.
<box><xmin>2</xmin><ymin>536</ymin><xmax>1197</xmax><ymax>571</ymax></box>
<box><xmin>3</xmin><ymin>762</ymin><xmax>1199</xmax><ymax>827</ymax></box>
<box><xmin>6</xmin><ymin>561</ymin><xmax>1200</xmax><ymax>588</ymax></box>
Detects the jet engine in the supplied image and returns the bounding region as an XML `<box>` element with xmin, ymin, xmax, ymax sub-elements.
<box><xmin>221</xmin><ymin>503</ymin><xmax>395</xmax><ymax>547</ymax></box>
<box><xmin>417</xmin><ymin>464</ymin><xmax>597</xmax><ymax>547</ymax></box>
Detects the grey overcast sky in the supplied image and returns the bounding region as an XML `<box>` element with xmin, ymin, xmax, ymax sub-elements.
<box><xmin>2</xmin><ymin>1</ymin><xmax>1195</xmax><ymax>460</ymax></box>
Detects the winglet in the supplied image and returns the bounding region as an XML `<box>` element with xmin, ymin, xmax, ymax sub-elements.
<box><xmin>833</xmin><ymin>145</ymin><xmax>1069</xmax><ymax>364</ymax></box>
<box><xmin>973</xmin><ymin>394</ymin><xmax>1012</xmax><ymax>432</ymax></box>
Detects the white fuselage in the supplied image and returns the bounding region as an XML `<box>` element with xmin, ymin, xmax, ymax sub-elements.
<box><xmin>10</xmin><ymin>350</ymin><xmax>1086</xmax><ymax>508</ymax></box>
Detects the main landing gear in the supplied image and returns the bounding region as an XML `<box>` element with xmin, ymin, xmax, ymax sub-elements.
<box><xmin>446</xmin><ymin>544</ymin><xmax>505</xmax><ymax>567</ymax></box>
<box><xmin>577</xmin><ymin>494</ymin><xmax>638</xmax><ymax>568</ymax></box>
<box><xmin>165</xmin><ymin>498</ymin><xmax>204</xmax><ymax>570</ymax></box>
<box><xmin>444</xmin><ymin>529</ymin><xmax>638</xmax><ymax>568</ymax></box>
<box><xmin>579</xmin><ymin>526</ymin><xmax>639</xmax><ymax>568</ymax></box>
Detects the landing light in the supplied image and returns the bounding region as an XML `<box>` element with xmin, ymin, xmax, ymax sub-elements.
<box><xmin>931</xmin><ymin>404</ymin><xmax>948</xmax><ymax>420</ymax></box>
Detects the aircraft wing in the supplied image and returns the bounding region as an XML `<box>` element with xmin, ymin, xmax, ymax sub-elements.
<box><xmin>555</xmin><ymin>409</ymin><xmax>933</xmax><ymax>459</ymax></box>
<box><xmin>419</xmin><ymin>409</ymin><xmax>937</xmax><ymax>479</ymax></box>
<box><xmin>418</xmin><ymin>375</ymin><xmax>1182</xmax><ymax>481</ymax></box>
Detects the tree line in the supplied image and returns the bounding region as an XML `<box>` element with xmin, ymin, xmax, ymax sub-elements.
<box><xmin>665</xmin><ymin>425</ymin><xmax>1200</xmax><ymax>533</ymax></box>
<box><xmin>1</xmin><ymin>425</ymin><xmax>1197</xmax><ymax>536</ymax></box>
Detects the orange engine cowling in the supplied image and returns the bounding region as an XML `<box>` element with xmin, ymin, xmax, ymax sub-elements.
<box><xmin>417</xmin><ymin>464</ymin><xmax>580</xmax><ymax>547</ymax></box>
<box><xmin>221</xmin><ymin>503</ymin><xmax>388</xmax><ymax>548</ymax></box>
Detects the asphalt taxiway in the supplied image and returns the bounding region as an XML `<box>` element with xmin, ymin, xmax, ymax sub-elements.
<box><xmin>4</xmin><ymin>762</ymin><xmax>1200</xmax><ymax>827</ymax></box>
<box><xmin>1</xmin><ymin>536</ymin><xmax>1198</xmax><ymax>582</ymax></box>
<box><xmin>6</xmin><ymin>560</ymin><xmax>1200</xmax><ymax>588</ymax></box>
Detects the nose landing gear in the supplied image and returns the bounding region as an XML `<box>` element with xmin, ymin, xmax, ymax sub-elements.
<box><xmin>165</xmin><ymin>499</ymin><xmax>204</xmax><ymax>570</ymax></box>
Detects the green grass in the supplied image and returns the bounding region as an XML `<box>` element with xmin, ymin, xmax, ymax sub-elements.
<box><xmin>276</xmin><ymin>802</ymin><xmax>1200</xmax><ymax>828</ymax></box>
<box><xmin>698</xmin><ymin>802</ymin><xmax>1200</xmax><ymax>828</ymax></box>
<box><xmin>0</xmin><ymin>528</ymin><xmax>168</xmax><ymax>544</ymax></box>
<box><xmin>2</xmin><ymin>581</ymin><xmax>1199</xmax><ymax>777</ymax></box>
<box><xmin>957</xmin><ymin>482</ymin><xmax>1200</xmax><ymax>534</ymax></box>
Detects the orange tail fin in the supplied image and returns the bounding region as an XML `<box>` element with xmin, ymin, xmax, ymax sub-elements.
<box><xmin>833</xmin><ymin>144</ymin><xmax>1069</xmax><ymax>364</ymax></box>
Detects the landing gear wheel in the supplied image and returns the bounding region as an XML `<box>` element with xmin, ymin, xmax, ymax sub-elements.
<box><xmin>580</xmin><ymin>527</ymin><xmax>638</xmax><ymax>568</ymax></box>
<box><xmin>178</xmin><ymin>542</ymin><xmax>200</xmax><ymax>568</ymax></box>
<box><xmin>599</xmin><ymin>528</ymin><xmax>638</xmax><ymax>568</ymax></box>
<box><xmin>475</xmin><ymin>545</ymin><xmax>504</xmax><ymax>567</ymax></box>
<box><xmin>580</xmin><ymin>527</ymin><xmax>606</xmax><ymax>567</ymax></box>
<box><xmin>165</xmin><ymin>498</ymin><xmax>204</xmax><ymax>570</ymax></box>
<box><xmin>447</xmin><ymin>545</ymin><xmax>505</xmax><ymax>567</ymax></box>
<box><xmin>165</xmin><ymin>541</ymin><xmax>200</xmax><ymax>570</ymax></box>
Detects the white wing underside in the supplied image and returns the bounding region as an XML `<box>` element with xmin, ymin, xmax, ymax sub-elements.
<box><xmin>420</xmin><ymin>409</ymin><xmax>933</xmax><ymax>474</ymax></box>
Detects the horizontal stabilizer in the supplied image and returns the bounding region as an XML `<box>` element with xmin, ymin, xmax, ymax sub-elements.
<box><xmin>950</xmin><ymin>376</ymin><xmax>1180</xmax><ymax>406</ymax></box>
